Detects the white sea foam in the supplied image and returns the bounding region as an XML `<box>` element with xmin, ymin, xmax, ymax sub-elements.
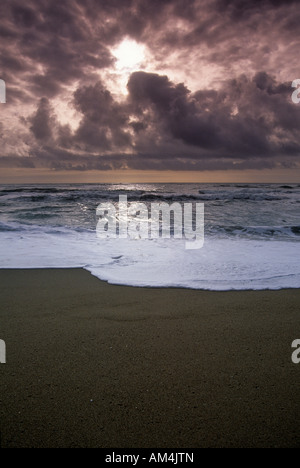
<box><xmin>0</xmin><ymin>228</ymin><xmax>299</xmax><ymax>290</ymax></box>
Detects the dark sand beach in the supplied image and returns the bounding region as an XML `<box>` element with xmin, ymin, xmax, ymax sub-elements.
<box><xmin>0</xmin><ymin>268</ymin><xmax>299</xmax><ymax>448</ymax></box>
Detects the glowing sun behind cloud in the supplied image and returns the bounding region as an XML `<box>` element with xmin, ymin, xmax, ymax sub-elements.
<box><xmin>109</xmin><ymin>39</ymin><xmax>146</xmax><ymax>96</ymax></box>
<box><xmin>113</xmin><ymin>39</ymin><xmax>145</xmax><ymax>71</ymax></box>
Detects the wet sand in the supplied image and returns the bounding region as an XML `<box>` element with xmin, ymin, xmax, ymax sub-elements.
<box><xmin>0</xmin><ymin>269</ymin><xmax>299</xmax><ymax>448</ymax></box>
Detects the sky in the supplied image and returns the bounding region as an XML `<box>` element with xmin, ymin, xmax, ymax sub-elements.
<box><xmin>0</xmin><ymin>0</ymin><xmax>300</xmax><ymax>183</ymax></box>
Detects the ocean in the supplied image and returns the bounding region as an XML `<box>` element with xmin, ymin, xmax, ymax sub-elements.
<box><xmin>0</xmin><ymin>183</ymin><xmax>299</xmax><ymax>290</ymax></box>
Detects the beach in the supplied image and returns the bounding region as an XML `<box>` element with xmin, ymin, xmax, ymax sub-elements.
<box><xmin>0</xmin><ymin>268</ymin><xmax>299</xmax><ymax>448</ymax></box>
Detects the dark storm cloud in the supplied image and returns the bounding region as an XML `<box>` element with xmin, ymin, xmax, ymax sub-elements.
<box><xmin>0</xmin><ymin>0</ymin><xmax>300</xmax><ymax>172</ymax></box>
<box><xmin>158</xmin><ymin>0</ymin><xmax>300</xmax><ymax>76</ymax></box>
<box><xmin>0</xmin><ymin>0</ymin><xmax>114</xmax><ymax>100</ymax></box>
<box><xmin>127</xmin><ymin>71</ymin><xmax>299</xmax><ymax>160</ymax></box>
<box><xmin>73</xmin><ymin>81</ymin><xmax>132</xmax><ymax>152</ymax></box>
<box><xmin>11</xmin><ymin>69</ymin><xmax>298</xmax><ymax>172</ymax></box>
<box><xmin>29</xmin><ymin>97</ymin><xmax>56</xmax><ymax>141</ymax></box>
<box><xmin>217</xmin><ymin>0</ymin><xmax>298</xmax><ymax>14</ymax></box>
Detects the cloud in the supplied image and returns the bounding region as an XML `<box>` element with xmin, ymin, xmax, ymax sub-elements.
<box><xmin>2</xmin><ymin>69</ymin><xmax>295</xmax><ymax>173</ymax></box>
<box><xmin>0</xmin><ymin>0</ymin><xmax>299</xmax><ymax>174</ymax></box>
<box><xmin>29</xmin><ymin>97</ymin><xmax>56</xmax><ymax>141</ymax></box>
<box><xmin>73</xmin><ymin>81</ymin><xmax>132</xmax><ymax>152</ymax></box>
<box><xmin>127</xmin><ymin>71</ymin><xmax>300</xmax><ymax>161</ymax></box>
